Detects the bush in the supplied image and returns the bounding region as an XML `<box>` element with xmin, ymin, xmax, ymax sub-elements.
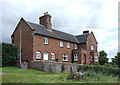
<box><xmin>56</xmin><ymin>58</ymin><xmax>59</xmax><ymax>62</ymax></box>
<box><xmin>103</xmin><ymin>63</ymin><xmax>113</xmax><ymax>68</ymax></box>
<box><xmin>2</xmin><ymin>43</ymin><xmax>18</xmax><ymax>67</ymax></box>
<box><xmin>77</xmin><ymin>65</ymin><xmax>120</xmax><ymax>78</ymax></box>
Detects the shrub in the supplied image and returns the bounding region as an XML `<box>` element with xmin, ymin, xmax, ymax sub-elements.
<box><xmin>56</xmin><ymin>58</ymin><xmax>59</xmax><ymax>62</ymax></box>
<box><xmin>77</xmin><ymin>65</ymin><xmax>120</xmax><ymax>78</ymax></box>
<box><xmin>103</xmin><ymin>63</ymin><xmax>113</xmax><ymax>68</ymax></box>
<box><xmin>93</xmin><ymin>62</ymin><xmax>99</xmax><ymax>65</ymax></box>
<box><xmin>83</xmin><ymin>71</ymin><xmax>98</xmax><ymax>78</ymax></box>
<box><xmin>2</xmin><ymin>43</ymin><xmax>18</xmax><ymax>67</ymax></box>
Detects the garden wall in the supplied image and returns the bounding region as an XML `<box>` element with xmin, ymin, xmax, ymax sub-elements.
<box><xmin>30</xmin><ymin>61</ymin><xmax>83</xmax><ymax>73</ymax></box>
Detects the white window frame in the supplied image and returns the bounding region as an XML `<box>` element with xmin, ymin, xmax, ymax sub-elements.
<box><xmin>75</xmin><ymin>44</ymin><xmax>77</xmax><ymax>49</ymax></box>
<box><xmin>91</xmin><ymin>55</ymin><xmax>93</xmax><ymax>61</ymax></box>
<box><xmin>44</xmin><ymin>38</ymin><xmax>48</xmax><ymax>44</ymax></box>
<box><xmin>74</xmin><ymin>54</ymin><xmax>78</xmax><ymax>61</ymax></box>
<box><xmin>95</xmin><ymin>55</ymin><xmax>98</xmax><ymax>61</ymax></box>
<box><xmin>91</xmin><ymin>45</ymin><xmax>94</xmax><ymax>50</ymax></box>
<box><xmin>60</xmin><ymin>41</ymin><xmax>63</xmax><ymax>47</ymax></box>
<box><xmin>67</xmin><ymin>42</ymin><xmax>70</xmax><ymax>48</ymax></box>
<box><xmin>62</xmin><ymin>54</ymin><xmax>68</xmax><ymax>61</ymax></box>
<box><xmin>36</xmin><ymin>51</ymin><xmax>41</xmax><ymax>59</ymax></box>
<box><xmin>51</xmin><ymin>53</ymin><xmax>55</xmax><ymax>60</ymax></box>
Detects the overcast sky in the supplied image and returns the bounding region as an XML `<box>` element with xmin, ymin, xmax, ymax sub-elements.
<box><xmin>1</xmin><ymin>0</ymin><xmax>119</xmax><ymax>60</ymax></box>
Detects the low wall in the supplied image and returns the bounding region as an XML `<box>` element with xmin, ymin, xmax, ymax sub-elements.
<box><xmin>30</xmin><ymin>61</ymin><xmax>83</xmax><ymax>73</ymax></box>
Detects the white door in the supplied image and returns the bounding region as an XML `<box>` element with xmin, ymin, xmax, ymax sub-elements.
<box><xmin>43</xmin><ymin>52</ymin><xmax>48</xmax><ymax>60</ymax></box>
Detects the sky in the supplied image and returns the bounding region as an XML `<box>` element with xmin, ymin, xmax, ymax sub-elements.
<box><xmin>1</xmin><ymin>0</ymin><xmax>119</xmax><ymax>61</ymax></box>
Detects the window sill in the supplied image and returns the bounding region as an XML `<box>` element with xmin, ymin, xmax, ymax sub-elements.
<box><xmin>44</xmin><ymin>43</ymin><xmax>49</xmax><ymax>45</ymax></box>
<box><xmin>62</xmin><ymin>60</ymin><xmax>68</xmax><ymax>62</ymax></box>
<box><xmin>60</xmin><ymin>46</ymin><xmax>64</xmax><ymax>48</ymax></box>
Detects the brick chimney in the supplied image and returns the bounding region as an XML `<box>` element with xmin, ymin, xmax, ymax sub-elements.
<box><xmin>83</xmin><ymin>30</ymin><xmax>89</xmax><ymax>34</ymax></box>
<box><xmin>39</xmin><ymin>12</ymin><xmax>52</xmax><ymax>30</ymax></box>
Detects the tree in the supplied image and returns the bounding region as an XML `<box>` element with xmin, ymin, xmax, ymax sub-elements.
<box><xmin>111</xmin><ymin>52</ymin><xmax>120</xmax><ymax>68</ymax></box>
<box><xmin>2</xmin><ymin>43</ymin><xmax>18</xmax><ymax>67</ymax></box>
<box><xmin>118</xmin><ymin>52</ymin><xmax>120</xmax><ymax>68</ymax></box>
<box><xmin>111</xmin><ymin>56</ymin><xmax>118</xmax><ymax>65</ymax></box>
<box><xmin>99</xmin><ymin>50</ymin><xmax>108</xmax><ymax>65</ymax></box>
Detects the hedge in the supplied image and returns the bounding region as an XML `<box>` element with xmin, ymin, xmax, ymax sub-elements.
<box><xmin>2</xmin><ymin>43</ymin><xmax>18</xmax><ymax>67</ymax></box>
<box><xmin>77</xmin><ymin>65</ymin><xmax>120</xmax><ymax>78</ymax></box>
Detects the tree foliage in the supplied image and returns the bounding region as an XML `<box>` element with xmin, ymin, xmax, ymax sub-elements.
<box><xmin>99</xmin><ymin>50</ymin><xmax>108</xmax><ymax>65</ymax></box>
<box><xmin>118</xmin><ymin>52</ymin><xmax>120</xmax><ymax>68</ymax></box>
<box><xmin>112</xmin><ymin>52</ymin><xmax>120</xmax><ymax>68</ymax></box>
<box><xmin>2</xmin><ymin>43</ymin><xmax>18</xmax><ymax>67</ymax></box>
<box><xmin>112</xmin><ymin>56</ymin><xmax>118</xmax><ymax>65</ymax></box>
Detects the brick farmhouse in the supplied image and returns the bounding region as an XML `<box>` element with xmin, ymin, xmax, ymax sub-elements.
<box><xmin>11</xmin><ymin>12</ymin><xmax>99</xmax><ymax>68</ymax></box>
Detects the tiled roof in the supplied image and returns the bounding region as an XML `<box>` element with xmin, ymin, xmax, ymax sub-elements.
<box><xmin>75</xmin><ymin>33</ymin><xmax>90</xmax><ymax>44</ymax></box>
<box><xmin>27</xmin><ymin>21</ymin><xmax>79</xmax><ymax>43</ymax></box>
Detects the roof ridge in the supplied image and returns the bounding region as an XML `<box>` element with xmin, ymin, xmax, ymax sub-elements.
<box><xmin>52</xmin><ymin>29</ymin><xmax>75</xmax><ymax>36</ymax></box>
<box><xmin>27</xmin><ymin>21</ymin><xmax>45</xmax><ymax>28</ymax></box>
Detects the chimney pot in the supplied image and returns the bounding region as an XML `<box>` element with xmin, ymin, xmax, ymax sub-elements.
<box><xmin>83</xmin><ymin>30</ymin><xmax>89</xmax><ymax>34</ymax></box>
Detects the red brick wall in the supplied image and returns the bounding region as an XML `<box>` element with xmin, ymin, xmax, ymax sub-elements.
<box><xmin>33</xmin><ymin>34</ymin><xmax>76</xmax><ymax>63</ymax></box>
<box><xmin>73</xmin><ymin>32</ymin><xmax>98</xmax><ymax>64</ymax></box>
<box><xmin>87</xmin><ymin>32</ymin><xmax>98</xmax><ymax>64</ymax></box>
<box><xmin>78</xmin><ymin>43</ymin><xmax>87</xmax><ymax>49</ymax></box>
<box><xmin>12</xmin><ymin>18</ymin><xmax>33</xmax><ymax>68</ymax></box>
<box><xmin>87</xmin><ymin>32</ymin><xmax>98</xmax><ymax>52</ymax></box>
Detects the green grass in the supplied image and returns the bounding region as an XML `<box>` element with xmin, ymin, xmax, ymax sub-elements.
<box><xmin>2</xmin><ymin>66</ymin><xmax>120</xmax><ymax>83</ymax></box>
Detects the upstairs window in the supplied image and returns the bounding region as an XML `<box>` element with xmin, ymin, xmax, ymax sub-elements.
<box><xmin>36</xmin><ymin>51</ymin><xmax>41</xmax><ymax>59</ymax></box>
<box><xmin>60</xmin><ymin>41</ymin><xmax>63</xmax><ymax>47</ymax></box>
<box><xmin>91</xmin><ymin>45</ymin><xmax>94</xmax><ymax>50</ymax></box>
<box><xmin>62</xmin><ymin>54</ymin><xmax>68</xmax><ymax>61</ymax></box>
<box><xmin>67</xmin><ymin>42</ymin><xmax>70</xmax><ymax>48</ymax></box>
<box><xmin>75</xmin><ymin>44</ymin><xmax>77</xmax><ymax>49</ymax></box>
<box><xmin>44</xmin><ymin>38</ymin><xmax>48</xmax><ymax>44</ymax></box>
<box><xmin>74</xmin><ymin>54</ymin><xmax>78</xmax><ymax>61</ymax></box>
<box><xmin>51</xmin><ymin>53</ymin><xmax>55</xmax><ymax>60</ymax></box>
<box><xmin>95</xmin><ymin>55</ymin><xmax>98</xmax><ymax>61</ymax></box>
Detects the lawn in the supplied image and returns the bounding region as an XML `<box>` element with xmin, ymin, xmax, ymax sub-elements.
<box><xmin>1</xmin><ymin>66</ymin><xmax>120</xmax><ymax>83</ymax></box>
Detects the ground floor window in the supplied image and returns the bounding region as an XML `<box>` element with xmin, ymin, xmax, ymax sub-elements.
<box><xmin>62</xmin><ymin>54</ymin><xmax>68</xmax><ymax>61</ymax></box>
<box><xmin>36</xmin><ymin>51</ymin><xmax>41</xmax><ymax>59</ymax></box>
<box><xmin>95</xmin><ymin>55</ymin><xmax>98</xmax><ymax>61</ymax></box>
<box><xmin>74</xmin><ymin>54</ymin><xmax>78</xmax><ymax>61</ymax></box>
<box><xmin>51</xmin><ymin>53</ymin><xmax>55</xmax><ymax>60</ymax></box>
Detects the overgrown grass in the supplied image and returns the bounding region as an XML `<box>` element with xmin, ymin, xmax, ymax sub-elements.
<box><xmin>83</xmin><ymin>71</ymin><xmax>120</xmax><ymax>83</ymax></box>
<box><xmin>2</xmin><ymin>66</ymin><xmax>120</xmax><ymax>83</ymax></box>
